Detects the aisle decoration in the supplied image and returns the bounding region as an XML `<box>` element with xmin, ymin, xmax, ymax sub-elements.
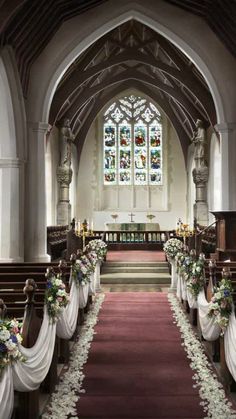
<box><xmin>86</xmin><ymin>239</ymin><xmax>107</xmax><ymax>261</ymax></box>
<box><xmin>208</xmin><ymin>278</ymin><xmax>233</xmax><ymax>335</ymax></box>
<box><xmin>187</xmin><ymin>254</ymin><xmax>205</xmax><ymax>299</ymax></box>
<box><xmin>168</xmin><ymin>293</ymin><xmax>236</xmax><ymax>419</ymax></box>
<box><xmin>42</xmin><ymin>293</ymin><xmax>105</xmax><ymax>419</ymax></box>
<box><xmin>72</xmin><ymin>256</ymin><xmax>92</xmax><ymax>286</ymax></box>
<box><xmin>45</xmin><ymin>274</ymin><xmax>70</xmax><ymax>322</ymax></box>
<box><xmin>85</xmin><ymin>251</ymin><xmax>98</xmax><ymax>271</ymax></box>
<box><xmin>0</xmin><ymin>319</ymin><xmax>24</xmax><ymax>376</ymax></box>
<box><xmin>163</xmin><ymin>238</ymin><xmax>183</xmax><ymax>260</ymax></box>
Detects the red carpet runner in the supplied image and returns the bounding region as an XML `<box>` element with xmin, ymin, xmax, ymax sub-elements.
<box><xmin>106</xmin><ymin>250</ymin><xmax>166</xmax><ymax>262</ymax></box>
<box><xmin>78</xmin><ymin>292</ymin><xmax>204</xmax><ymax>419</ymax></box>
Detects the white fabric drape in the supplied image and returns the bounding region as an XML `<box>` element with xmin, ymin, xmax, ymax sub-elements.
<box><xmin>176</xmin><ymin>273</ymin><xmax>187</xmax><ymax>300</ymax></box>
<box><xmin>170</xmin><ymin>260</ymin><xmax>177</xmax><ymax>290</ymax></box>
<box><xmin>94</xmin><ymin>262</ymin><xmax>101</xmax><ymax>292</ymax></box>
<box><xmin>224</xmin><ymin>309</ymin><xmax>236</xmax><ymax>382</ymax></box>
<box><xmin>187</xmin><ymin>288</ymin><xmax>198</xmax><ymax>309</ymax></box>
<box><xmin>0</xmin><ymin>366</ymin><xmax>14</xmax><ymax>419</ymax></box>
<box><xmin>197</xmin><ymin>289</ymin><xmax>221</xmax><ymax>341</ymax></box>
<box><xmin>176</xmin><ymin>273</ymin><xmax>182</xmax><ymax>299</ymax></box>
<box><xmin>56</xmin><ymin>280</ymin><xmax>79</xmax><ymax>339</ymax></box>
<box><xmin>89</xmin><ymin>273</ymin><xmax>95</xmax><ymax>295</ymax></box>
<box><xmin>79</xmin><ymin>282</ymin><xmax>89</xmax><ymax>309</ymax></box>
<box><xmin>12</xmin><ymin>307</ymin><xmax>57</xmax><ymax>391</ymax></box>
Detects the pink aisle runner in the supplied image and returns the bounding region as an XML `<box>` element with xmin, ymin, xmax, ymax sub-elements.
<box><xmin>77</xmin><ymin>292</ymin><xmax>204</xmax><ymax>419</ymax></box>
<box><xmin>106</xmin><ymin>250</ymin><xmax>166</xmax><ymax>262</ymax></box>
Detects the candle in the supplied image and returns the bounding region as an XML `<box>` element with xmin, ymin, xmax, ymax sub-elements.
<box><xmin>78</xmin><ymin>220</ymin><xmax>81</xmax><ymax>233</ymax></box>
<box><xmin>91</xmin><ymin>220</ymin><xmax>94</xmax><ymax>232</ymax></box>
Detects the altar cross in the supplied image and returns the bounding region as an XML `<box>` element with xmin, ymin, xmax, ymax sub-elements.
<box><xmin>128</xmin><ymin>212</ymin><xmax>135</xmax><ymax>222</ymax></box>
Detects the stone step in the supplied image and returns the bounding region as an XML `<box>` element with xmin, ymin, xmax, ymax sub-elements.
<box><xmin>103</xmin><ymin>261</ymin><xmax>168</xmax><ymax>267</ymax></box>
<box><xmin>102</xmin><ymin>266</ymin><xmax>169</xmax><ymax>273</ymax></box>
<box><xmin>100</xmin><ymin>272</ymin><xmax>171</xmax><ymax>284</ymax></box>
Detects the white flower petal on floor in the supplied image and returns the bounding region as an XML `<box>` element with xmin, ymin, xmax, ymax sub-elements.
<box><xmin>168</xmin><ymin>293</ymin><xmax>236</xmax><ymax>419</ymax></box>
<box><xmin>42</xmin><ymin>293</ymin><xmax>105</xmax><ymax>419</ymax></box>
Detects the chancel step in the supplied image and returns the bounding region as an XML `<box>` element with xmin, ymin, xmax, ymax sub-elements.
<box><xmin>101</xmin><ymin>261</ymin><xmax>170</xmax><ymax>285</ymax></box>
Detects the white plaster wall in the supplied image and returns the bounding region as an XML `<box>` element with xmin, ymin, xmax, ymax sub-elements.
<box><xmin>77</xmin><ymin>113</ymin><xmax>186</xmax><ymax>230</ymax></box>
<box><xmin>208</xmin><ymin>131</ymin><xmax>221</xmax><ymax>223</ymax></box>
<box><xmin>46</xmin><ymin>126</ymin><xmax>59</xmax><ymax>225</ymax></box>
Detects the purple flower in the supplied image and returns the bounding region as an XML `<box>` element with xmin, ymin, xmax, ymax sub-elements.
<box><xmin>10</xmin><ymin>335</ymin><xmax>18</xmax><ymax>344</ymax></box>
<box><xmin>0</xmin><ymin>343</ymin><xmax>7</xmax><ymax>353</ymax></box>
<box><xmin>224</xmin><ymin>290</ymin><xmax>230</xmax><ymax>297</ymax></box>
<box><xmin>47</xmin><ymin>281</ymin><xmax>53</xmax><ymax>288</ymax></box>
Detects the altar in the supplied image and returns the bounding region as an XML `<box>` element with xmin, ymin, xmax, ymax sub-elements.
<box><xmin>105</xmin><ymin>223</ymin><xmax>160</xmax><ymax>231</ymax></box>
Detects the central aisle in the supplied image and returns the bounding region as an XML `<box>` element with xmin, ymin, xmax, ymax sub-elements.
<box><xmin>77</xmin><ymin>292</ymin><xmax>204</xmax><ymax>419</ymax></box>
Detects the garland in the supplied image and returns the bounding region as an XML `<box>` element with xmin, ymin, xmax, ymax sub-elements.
<box><xmin>208</xmin><ymin>278</ymin><xmax>233</xmax><ymax>335</ymax></box>
<box><xmin>187</xmin><ymin>256</ymin><xmax>205</xmax><ymax>299</ymax></box>
<box><xmin>163</xmin><ymin>238</ymin><xmax>183</xmax><ymax>260</ymax></box>
<box><xmin>0</xmin><ymin>318</ymin><xmax>25</xmax><ymax>376</ymax></box>
<box><xmin>168</xmin><ymin>293</ymin><xmax>236</xmax><ymax>419</ymax></box>
<box><xmin>42</xmin><ymin>293</ymin><xmax>105</xmax><ymax>419</ymax></box>
<box><xmin>85</xmin><ymin>239</ymin><xmax>107</xmax><ymax>261</ymax></box>
<box><xmin>45</xmin><ymin>275</ymin><xmax>70</xmax><ymax>323</ymax></box>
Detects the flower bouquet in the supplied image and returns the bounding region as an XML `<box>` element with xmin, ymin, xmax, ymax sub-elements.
<box><xmin>86</xmin><ymin>239</ymin><xmax>107</xmax><ymax>261</ymax></box>
<box><xmin>163</xmin><ymin>238</ymin><xmax>183</xmax><ymax>260</ymax></box>
<box><xmin>0</xmin><ymin>318</ymin><xmax>24</xmax><ymax>375</ymax></box>
<box><xmin>187</xmin><ymin>255</ymin><xmax>205</xmax><ymax>299</ymax></box>
<box><xmin>208</xmin><ymin>278</ymin><xmax>233</xmax><ymax>334</ymax></box>
<box><xmin>45</xmin><ymin>275</ymin><xmax>70</xmax><ymax>322</ymax></box>
<box><xmin>72</xmin><ymin>255</ymin><xmax>93</xmax><ymax>286</ymax></box>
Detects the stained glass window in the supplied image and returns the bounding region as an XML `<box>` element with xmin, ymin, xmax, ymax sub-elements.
<box><xmin>103</xmin><ymin>95</ymin><xmax>162</xmax><ymax>185</ymax></box>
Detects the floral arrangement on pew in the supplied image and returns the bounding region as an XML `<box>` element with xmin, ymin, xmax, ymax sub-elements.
<box><xmin>45</xmin><ymin>269</ymin><xmax>70</xmax><ymax>323</ymax></box>
<box><xmin>85</xmin><ymin>239</ymin><xmax>107</xmax><ymax>262</ymax></box>
<box><xmin>85</xmin><ymin>250</ymin><xmax>98</xmax><ymax>271</ymax></box>
<box><xmin>0</xmin><ymin>318</ymin><xmax>25</xmax><ymax>375</ymax></box>
<box><xmin>208</xmin><ymin>273</ymin><xmax>233</xmax><ymax>335</ymax></box>
<box><xmin>163</xmin><ymin>238</ymin><xmax>184</xmax><ymax>261</ymax></box>
<box><xmin>72</xmin><ymin>254</ymin><xmax>94</xmax><ymax>286</ymax></box>
<box><xmin>187</xmin><ymin>253</ymin><xmax>205</xmax><ymax>299</ymax></box>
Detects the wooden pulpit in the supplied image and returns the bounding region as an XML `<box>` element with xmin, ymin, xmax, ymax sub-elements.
<box><xmin>211</xmin><ymin>211</ymin><xmax>236</xmax><ymax>260</ymax></box>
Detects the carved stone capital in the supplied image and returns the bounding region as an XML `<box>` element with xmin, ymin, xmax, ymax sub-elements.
<box><xmin>57</xmin><ymin>165</ymin><xmax>72</xmax><ymax>186</ymax></box>
<box><xmin>192</xmin><ymin>165</ymin><xmax>209</xmax><ymax>185</ymax></box>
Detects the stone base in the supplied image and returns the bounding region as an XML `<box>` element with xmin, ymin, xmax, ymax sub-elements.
<box><xmin>57</xmin><ymin>201</ymin><xmax>71</xmax><ymax>225</ymax></box>
<box><xmin>194</xmin><ymin>201</ymin><xmax>209</xmax><ymax>226</ymax></box>
<box><xmin>25</xmin><ymin>254</ymin><xmax>51</xmax><ymax>263</ymax></box>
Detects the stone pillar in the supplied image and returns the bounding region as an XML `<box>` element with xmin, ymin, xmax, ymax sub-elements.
<box><xmin>25</xmin><ymin>122</ymin><xmax>51</xmax><ymax>262</ymax></box>
<box><xmin>57</xmin><ymin>165</ymin><xmax>72</xmax><ymax>224</ymax></box>
<box><xmin>0</xmin><ymin>158</ymin><xmax>25</xmax><ymax>262</ymax></box>
<box><xmin>192</xmin><ymin>120</ymin><xmax>209</xmax><ymax>225</ymax></box>
<box><xmin>57</xmin><ymin>119</ymin><xmax>75</xmax><ymax>225</ymax></box>
<box><xmin>215</xmin><ymin>123</ymin><xmax>236</xmax><ymax>210</ymax></box>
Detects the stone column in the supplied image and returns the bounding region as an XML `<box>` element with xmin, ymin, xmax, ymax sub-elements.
<box><xmin>25</xmin><ymin>122</ymin><xmax>51</xmax><ymax>262</ymax></box>
<box><xmin>57</xmin><ymin>165</ymin><xmax>72</xmax><ymax>224</ymax></box>
<box><xmin>192</xmin><ymin>120</ymin><xmax>209</xmax><ymax>225</ymax></box>
<box><xmin>215</xmin><ymin>123</ymin><xmax>236</xmax><ymax>210</ymax></box>
<box><xmin>57</xmin><ymin>119</ymin><xmax>75</xmax><ymax>225</ymax></box>
<box><xmin>0</xmin><ymin>158</ymin><xmax>25</xmax><ymax>262</ymax></box>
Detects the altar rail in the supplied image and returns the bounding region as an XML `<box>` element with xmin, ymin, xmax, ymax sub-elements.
<box><xmin>95</xmin><ymin>230</ymin><xmax>175</xmax><ymax>250</ymax></box>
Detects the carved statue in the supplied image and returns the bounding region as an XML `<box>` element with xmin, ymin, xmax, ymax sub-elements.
<box><xmin>59</xmin><ymin>118</ymin><xmax>75</xmax><ymax>168</ymax></box>
<box><xmin>192</xmin><ymin>119</ymin><xmax>206</xmax><ymax>164</ymax></box>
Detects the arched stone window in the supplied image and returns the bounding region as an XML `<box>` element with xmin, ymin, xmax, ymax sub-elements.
<box><xmin>103</xmin><ymin>94</ymin><xmax>162</xmax><ymax>186</ymax></box>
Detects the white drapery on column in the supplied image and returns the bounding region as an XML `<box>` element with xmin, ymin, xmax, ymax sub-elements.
<box><xmin>89</xmin><ymin>273</ymin><xmax>95</xmax><ymax>295</ymax></box>
<box><xmin>79</xmin><ymin>282</ymin><xmax>89</xmax><ymax>309</ymax></box>
<box><xmin>12</xmin><ymin>307</ymin><xmax>57</xmax><ymax>391</ymax></box>
<box><xmin>56</xmin><ymin>280</ymin><xmax>79</xmax><ymax>339</ymax></box>
<box><xmin>197</xmin><ymin>290</ymin><xmax>221</xmax><ymax>341</ymax></box>
<box><xmin>224</xmin><ymin>309</ymin><xmax>236</xmax><ymax>382</ymax></box>
<box><xmin>187</xmin><ymin>288</ymin><xmax>198</xmax><ymax>309</ymax></box>
<box><xmin>0</xmin><ymin>366</ymin><xmax>14</xmax><ymax>419</ymax></box>
<box><xmin>170</xmin><ymin>260</ymin><xmax>177</xmax><ymax>290</ymax></box>
<box><xmin>94</xmin><ymin>262</ymin><xmax>101</xmax><ymax>292</ymax></box>
<box><xmin>176</xmin><ymin>273</ymin><xmax>182</xmax><ymax>299</ymax></box>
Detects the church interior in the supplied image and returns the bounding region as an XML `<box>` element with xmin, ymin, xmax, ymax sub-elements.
<box><xmin>1</xmin><ymin>0</ymin><xmax>236</xmax><ymax>418</ymax></box>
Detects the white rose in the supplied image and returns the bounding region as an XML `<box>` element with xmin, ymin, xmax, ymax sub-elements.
<box><xmin>0</xmin><ymin>329</ymin><xmax>10</xmax><ymax>341</ymax></box>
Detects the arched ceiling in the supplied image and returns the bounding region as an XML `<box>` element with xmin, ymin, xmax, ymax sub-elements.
<box><xmin>1</xmin><ymin>0</ymin><xmax>235</xmax><ymax>161</ymax></box>
<box><xmin>0</xmin><ymin>0</ymin><xmax>236</xmax><ymax>96</ymax></box>
<box><xmin>49</xmin><ymin>19</ymin><xmax>216</xmax><ymax>162</ymax></box>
